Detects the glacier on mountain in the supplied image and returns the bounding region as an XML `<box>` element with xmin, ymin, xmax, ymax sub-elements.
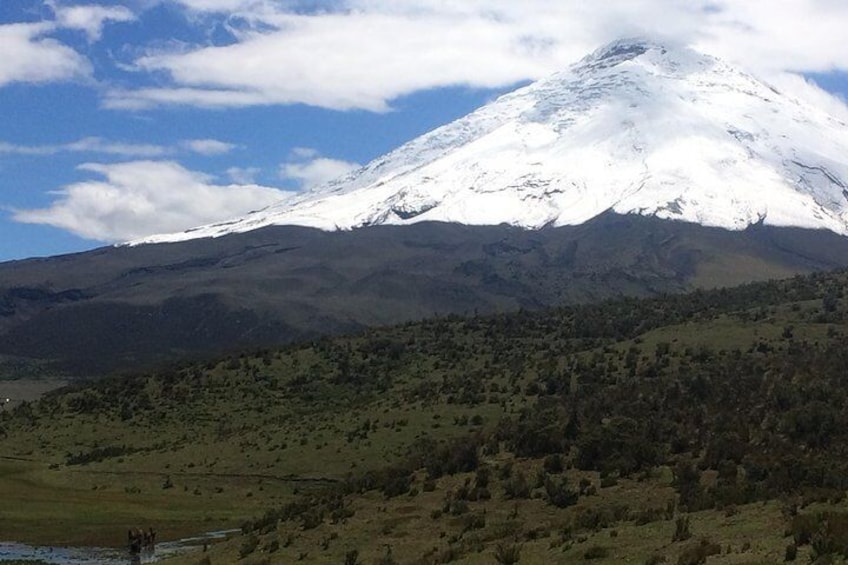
<box><xmin>132</xmin><ymin>39</ymin><xmax>848</xmax><ymax>245</ymax></box>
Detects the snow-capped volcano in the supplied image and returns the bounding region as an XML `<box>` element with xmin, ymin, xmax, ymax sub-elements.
<box><xmin>134</xmin><ymin>39</ymin><xmax>848</xmax><ymax>245</ymax></box>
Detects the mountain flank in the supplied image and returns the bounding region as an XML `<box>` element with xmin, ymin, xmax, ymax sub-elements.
<box><xmin>3</xmin><ymin>214</ymin><xmax>848</xmax><ymax>373</ymax></box>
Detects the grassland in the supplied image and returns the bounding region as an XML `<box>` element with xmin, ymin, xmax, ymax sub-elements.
<box><xmin>0</xmin><ymin>456</ymin><xmax>292</xmax><ymax>547</ymax></box>
<box><xmin>3</xmin><ymin>270</ymin><xmax>848</xmax><ymax>563</ymax></box>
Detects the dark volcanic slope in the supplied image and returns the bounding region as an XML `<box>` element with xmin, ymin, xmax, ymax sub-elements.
<box><xmin>2</xmin><ymin>213</ymin><xmax>848</xmax><ymax>373</ymax></box>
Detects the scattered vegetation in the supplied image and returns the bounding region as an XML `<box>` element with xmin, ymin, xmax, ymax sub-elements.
<box><xmin>4</xmin><ymin>269</ymin><xmax>848</xmax><ymax>562</ymax></box>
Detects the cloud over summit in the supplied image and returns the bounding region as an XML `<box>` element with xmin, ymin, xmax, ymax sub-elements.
<box><xmin>110</xmin><ymin>1</ymin><xmax>848</xmax><ymax>112</ymax></box>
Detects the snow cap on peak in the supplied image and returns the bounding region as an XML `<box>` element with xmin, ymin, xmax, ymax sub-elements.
<box><xmin>130</xmin><ymin>39</ymin><xmax>848</xmax><ymax>245</ymax></box>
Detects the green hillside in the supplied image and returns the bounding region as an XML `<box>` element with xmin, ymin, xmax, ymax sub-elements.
<box><xmin>3</xmin><ymin>269</ymin><xmax>848</xmax><ymax>563</ymax></box>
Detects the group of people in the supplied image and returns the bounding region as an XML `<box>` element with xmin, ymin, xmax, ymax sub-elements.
<box><xmin>127</xmin><ymin>527</ymin><xmax>156</xmax><ymax>554</ymax></box>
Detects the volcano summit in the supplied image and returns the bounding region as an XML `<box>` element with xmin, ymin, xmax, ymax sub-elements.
<box><xmin>137</xmin><ymin>39</ymin><xmax>848</xmax><ymax>244</ymax></box>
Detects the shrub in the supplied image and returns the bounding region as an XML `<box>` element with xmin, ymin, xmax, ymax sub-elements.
<box><xmin>784</xmin><ymin>543</ymin><xmax>797</xmax><ymax>561</ymax></box>
<box><xmin>448</xmin><ymin>499</ymin><xmax>469</xmax><ymax>516</ymax></box>
<box><xmin>503</xmin><ymin>469</ymin><xmax>530</xmax><ymax>499</ymax></box>
<box><xmin>676</xmin><ymin>538</ymin><xmax>720</xmax><ymax>565</ymax></box>
<box><xmin>497</xmin><ymin>461</ymin><xmax>513</xmax><ymax>481</ymax></box>
<box><xmin>545</xmin><ymin>476</ymin><xmax>578</xmax><ymax>508</ymax></box>
<box><xmin>573</xmin><ymin>505</ymin><xmax>629</xmax><ymax>532</ymax></box>
<box><xmin>672</xmin><ymin>516</ymin><xmax>691</xmax><ymax>542</ymax></box>
<box><xmin>462</xmin><ymin>512</ymin><xmax>486</xmax><ymax>533</ymax></box>
<box><xmin>378</xmin><ymin>546</ymin><xmax>397</xmax><ymax>565</ymax></box>
<box><xmin>301</xmin><ymin>508</ymin><xmax>323</xmax><ymax>530</ymax></box>
<box><xmin>544</xmin><ymin>454</ymin><xmax>564</xmax><ymax>474</ymax></box>
<box><xmin>381</xmin><ymin>468</ymin><xmax>412</xmax><ymax>498</ymax></box>
<box><xmin>791</xmin><ymin>511</ymin><xmax>848</xmax><ymax>557</ymax></box>
<box><xmin>494</xmin><ymin>542</ymin><xmax>522</xmax><ymax>565</ymax></box>
<box><xmin>264</xmin><ymin>539</ymin><xmax>280</xmax><ymax>553</ymax></box>
<box><xmin>600</xmin><ymin>476</ymin><xmax>618</xmax><ymax>488</ymax></box>
<box><xmin>239</xmin><ymin>534</ymin><xmax>259</xmax><ymax>558</ymax></box>
<box><xmin>584</xmin><ymin>545</ymin><xmax>609</xmax><ymax>560</ymax></box>
<box><xmin>475</xmin><ymin>465</ymin><xmax>491</xmax><ymax>489</ymax></box>
<box><xmin>416</xmin><ymin>436</ymin><xmax>481</xmax><ymax>478</ymax></box>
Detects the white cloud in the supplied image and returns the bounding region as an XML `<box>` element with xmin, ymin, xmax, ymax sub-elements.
<box><xmin>290</xmin><ymin>147</ymin><xmax>319</xmax><ymax>160</ymax></box>
<box><xmin>0</xmin><ymin>137</ymin><xmax>167</xmax><ymax>157</ymax></box>
<box><xmin>692</xmin><ymin>1</ymin><xmax>848</xmax><ymax>73</ymax></box>
<box><xmin>13</xmin><ymin>160</ymin><xmax>290</xmax><ymax>241</ymax></box>
<box><xmin>176</xmin><ymin>0</ymin><xmax>270</xmax><ymax>12</ymax></box>
<box><xmin>65</xmin><ymin>137</ymin><xmax>166</xmax><ymax>157</ymax></box>
<box><xmin>280</xmin><ymin>149</ymin><xmax>360</xmax><ymax>189</ymax></box>
<box><xmin>181</xmin><ymin>138</ymin><xmax>237</xmax><ymax>155</ymax></box>
<box><xmin>767</xmin><ymin>72</ymin><xmax>848</xmax><ymax>124</ymax></box>
<box><xmin>109</xmin><ymin>1</ymin><xmax>848</xmax><ymax>111</ymax></box>
<box><xmin>0</xmin><ymin>137</ymin><xmax>239</xmax><ymax>158</ymax></box>
<box><xmin>226</xmin><ymin>166</ymin><xmax>261</xmax><ymax>184</ymax></box>
<box><xmin>103</xmin><ymin>86</ymin><xmax>271</xmax><ymax>110</ymax></box>
<box><xmin>0</xmin><ymin>3</ymin><xmax>134</xmax><ymax>89</ymax></box>
<box><xmin>0</xmin><ymin>142</ymin><xmax>49</xmax><ymax>156</ymax></box>
<box><xmin>0</xmin><ymin>22</ymin><xmax>90</xmax><ymax>87</ymax></box>
<box><xmin>52</xmin><ymin>4</ymin><xmax>135</xmax><ymax>41</ymax></box>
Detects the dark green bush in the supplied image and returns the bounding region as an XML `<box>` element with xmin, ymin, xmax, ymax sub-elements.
<box><xmin>676</xmin><ymin>538</ymin><xmax>720</xmax><ymax>565</ymax></box>
<box><xmin>494</xmin><ymin>542</ymin><xmax>522</xmax><ymax>565</ymax></box>
<box><xmin>584</xmin><ymin>545</ymin><xmax>609</xmax><ymax>560</ymax></box>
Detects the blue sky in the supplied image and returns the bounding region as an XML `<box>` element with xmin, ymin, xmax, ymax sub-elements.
<box><xmin>2</xmin><ymin>0</ymin><xmax>848</xmax><ymax>261</ymax></box>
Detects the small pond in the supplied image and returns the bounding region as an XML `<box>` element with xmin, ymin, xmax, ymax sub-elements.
<box><xmin>0</xmin><ymin>529</ymin><xmax>239</xmax><ymax>564</ymax></box>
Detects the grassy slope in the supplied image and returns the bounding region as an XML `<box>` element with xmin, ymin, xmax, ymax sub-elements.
<box><xmin>2</xmin><ymin>270</ymin><xmax>848</xmax><ymax>562</ymax></box>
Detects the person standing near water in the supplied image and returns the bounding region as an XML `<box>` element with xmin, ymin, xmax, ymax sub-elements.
<box><xmin>128</xmin><ymin>527</ymin><xmax>142</xmax><ymax>554</ymax></box>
